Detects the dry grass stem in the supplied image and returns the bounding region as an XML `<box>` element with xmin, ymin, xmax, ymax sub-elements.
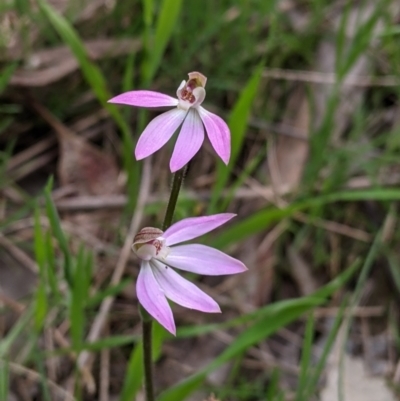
<box><xmin>5</xmin><ymin>361</ymin><xmax>77</xmax><ymax>401</ymax></box>
<box><xmin>262</xmin><ymin>68</ymin><xmax>400</xmax><ymax>87</ymax></box>
<box><xmin>0</xmin><ymin>233</ymin><xmax>38</xmax><ymax>273</ymax></box>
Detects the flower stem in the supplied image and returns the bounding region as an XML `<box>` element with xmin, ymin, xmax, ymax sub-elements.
<box><xmin>162</xmin><ymin>165</ymin><xmax>188</xmax><ymax>230</ymax></box>
<box><xmin>141</xmin><ymin>165</ymin><xmax>188</xmax><ymax>401</ymax></box>
<box><xmin>140</xmin><ymin>306</ymin><xmax>154</xmax><ymax>401</ymax></box>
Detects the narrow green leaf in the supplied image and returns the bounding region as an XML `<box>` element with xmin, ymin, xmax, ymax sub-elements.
<box><xmin>338</xmin><ymin>4</ymin><xmax>383</xmax><ymax>79</ymax></box>
<box><xmin>45</xmin><ymin>230</ymin><xmax>61</xmax><ymax>302</ymax></box>
<box><xmin>212</xmin><ymin>188</ymin><xmax>400</xmax><ymax>249</ymax></box>
<box><xmin>0</xmin><ymin>306</ymin><xmax>33</xmax><ymax>358</ymax></box>
<box><xmin>119</xmin><ymin>320</ymin><xmax>167</xmax><ymax>401</ymax></box>
<box><xmin>158</xmin><ymin>261</ymin><xmax>358</xmax><ymax>401</ymax></box>
<box><xmin>33</xmin><ymin>206</ymin><xmax>46</xmax><ymax>274</ymax></box>
<box><xmin>33</xmin><ymin>207</ymin><xmax>49</xmax><ymax>330</ymax></box>
<box><xmin>209</xmin><ymin>63</ymin><xmax>264</xmax><ymax>212</ymax></box>
<box><xmin>0</xmin><ymin>64</ymin><xmax>16</xmax><ymax>95</ymax></box>
<box><xmin>303</xmin><ymin>297</ymin><xmax>347</xmax><ymax>400</ymax></box>
<box><xmin>141</xmin><ymin>0</ymin><xmax>154</xmax><ymax>28</ymax></box>
<box><xmin>119</xmin><ymin>343</ymin><xmax>143</xmax><ymax>401</ymax></box>
<box><xmin>87</xmin><ymin>279</ymin><xmax>132</xmax><ymax>308</ymax></box>
<box><xmin>220</xmin><ymin>150</ymin><xmax>263</xmax><ymax>210</ymax></box>
<box><xmin>0</xmin><ymin>360</ymin><xmax>9</xmax><ymax>401</ymax></box>
<box><xmin>70</xmin><ymin>247</ymin><xmax>92</xmax><ymax>351</ymax></box>
<box><xmin>37</xmin><ymin>0</ymin><xmax>138</xmax><ymax>211</ymax></box>
<box><xmin>34</xmin><ymin>283</ymin><xmax>47</xmax><ymax>332</ymax></box>
<box><xmin>44</xmin><ymin>178</ymin><xmax>72</xmax><ymax>286</ymax></box>
<box><xmin>141</xmin><ymin>0</ymin><xmax>183</xmax><ymax>84</ymax></box>
<box><xmin>295</xmin><ymin>313</ymin><xmax>315</xmax><ymax>401</ymax></box>
<box><xmin>47</xmin><ymin>335</ymin><xmax>139</xmax><ymax>356</ymax></box>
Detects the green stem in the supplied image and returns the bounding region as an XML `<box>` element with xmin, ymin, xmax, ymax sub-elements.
<box><xmin>162</xmin><ymin>165</ymin><xmax>188</xmax><ymax>230</ymax></box>
<box><xmin>141</xmin><ymin>307</ymin><xmax>154</xmax><ymax>401</ymax></box>
<box><xmin>141</xmin><ymin>165</ymin><xmax>188</xmax><ymax>401</ymax></box>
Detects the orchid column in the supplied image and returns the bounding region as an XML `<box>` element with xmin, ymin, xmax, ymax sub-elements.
<box><xmin>109</xmin><ymin>72</ymin><xmax>247</xmax><ymax>401</ymax></box>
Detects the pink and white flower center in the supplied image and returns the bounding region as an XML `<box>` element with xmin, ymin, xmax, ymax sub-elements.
<box><xmin>177</xmin><ymin>72</ymin><xmax>207</xmax><ymax>111</ymax></box>
<box><xmin>133</xmin><ymin>236</ymin><xmax>170</xmax><ymax>261</ymax></box>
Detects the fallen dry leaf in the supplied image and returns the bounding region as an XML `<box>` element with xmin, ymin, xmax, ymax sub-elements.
<box><xmin>32</xmin><ymin>100</ymin><xmax>120</xmax><ymax>196</ymax></box>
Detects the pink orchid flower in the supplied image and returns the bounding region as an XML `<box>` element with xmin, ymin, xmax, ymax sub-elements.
<box><xmin>108</xmin><ymin>72</ymin><xmax>231</xmax><ymax>172</ymax></box>
<box><xmin>132</xmin><ymin>213</ymin><xmax>247</xmax><ymax>335</ymax></box>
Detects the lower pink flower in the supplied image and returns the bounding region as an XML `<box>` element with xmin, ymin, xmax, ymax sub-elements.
<box><xmin>132</xmin><ymin>214</ymin><xmax>247</xmax><ymax>335</ymax></box>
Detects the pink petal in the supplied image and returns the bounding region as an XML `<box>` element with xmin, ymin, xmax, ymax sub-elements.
<box><xmin>108</xmin><ymin>90</ymin><xmax>178</xmax><ymax>108</ymax></box>
<box><xmin>198</xmin><ymin>106</ymin><xmax>231</xmax><ymax>165</ymax></box>
<box><xmin>170</xmin><ymin>109</ymin><xmax>204</xmax><ymax>172</ymax></box>
<box><xmin>151</xmin><ymin>260</ymin><xmax>220</xmax><ymax>313</ymax></box>
<box><xmin>164</xmin><ymin>213</ymin><xmax>236</xmax><ymax>246</ymax></box>
<box><xmin>135</xmin><ymin>109</ymin><xmax>186</xmax><ymax>160</ymax></box>
<box><xmin>136</xmin><ymin>261</ymin><xmax>176</xmax><ymax>335</ymax></box>
<box><xmin>165</xmin><ymin>244</ymin><xmax>247</xmax><ymax>275</ymax></box>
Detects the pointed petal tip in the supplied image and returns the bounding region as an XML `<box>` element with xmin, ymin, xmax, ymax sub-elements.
<box><xmin>223</xmin><ymin>212</ymin><xmax>237</xmax><ymax>219</ymax></box>
<box><xmin>222</xmin><ymin>155</ymin><xmax>230</xmax><ymax>165</ymax></box>
<box><xmin>169</xmin><ymin>162</ymin><xmax>179</xmax><ymax>173</ymax></box>
<box><xmin>166</xmin><ymin>324</ymin><xmax>177</xmax><ymax>336</ymax></box>
<box><xmin>238</xmin><ymin>263</ymin><xmax>248</xmax><ymax>273</ymax></box>
<box><xmin>134</xmin><ymin>150</ymin><xmax>145</xmax><ymax>161</ymax></box>
<box><xmin>214</xmin><ymin>305</ymin><xmax>222</xmax><ymax>313</ymax></box>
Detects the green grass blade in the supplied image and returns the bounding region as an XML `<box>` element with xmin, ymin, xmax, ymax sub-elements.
<box><xmin>158</xmin><ymin>260</ymin><xmax>358</xmax><ymax>401</ymax></box>
<box><xmin>0</xmin><ymin>306</ymin><xmax>33</xmax><ymax>359</ymax></box>
<box><xmin>36</xmin><ymin>0</ymin><xmax>138</xmax><ymax>211</ymax></box>
<box><xmin>87</xmin><ymin>279</ymin><xmax>132</xmax><ymax>308</ymax></box>
<box><xmin>33</xmin><ymin>206</ymin><xmax>48</xmax><ymax>331</ymax></box>
<box><xmin>70</xmin><ymin>246</ymin><xmax>92</xmax><ymax>351</ymax></box>
<box><xmin>177</xmin><ymin>260</ymin><xmax>359</xmax><ymax>339</ymax></box>
<box><xmin>119</xmin><ymin>321</ymin><xmax>167</xmax><ymax>401</ymax></box>
<box><xmin>142</xmin><ymin>0</ymin><xmax>154</xmax><ymax>28</ymax></box>
<box><xmin>159</xmin><ymin>301</ymin><xmax>319</xmax><ymax>401</ymax></box>
<box><xmin>209</xmin><ymin>63</ymin><xmax>264</xmax><ymax>212</ymax></box>
<box><xmin>303</xmin><ymin>297</ymin><xmax>347</xmax><ymax>400</ymax></box>
<box><xmin>119</xmin><ymin>343</ymin><xmax>143</xmax><ymax>401</ymax></box>
<box><xmin>33</xmin><ymin>205</ymin><xmax>46</xmax><ymax>274</ymax></box>
<box><xmin>295</xmin><ymin>313</ymin><xmax>315</xmax><ymax>401</ymax></box>
<box><xmin>0</xmin><ymin>64</ymin><xmax>17</xmax><ymax>95</ymax></box>
<box><xmin>141</xmin><ymin>0</ymin><xmax>183</xmax><ymax>84</ymax></box>
<box><xmin>337</xmin><ymin>3</ymin><xmax>383</xmax><ymax>80</ymax></box>
<box><xmin>0</xmin><ymin>360</ymin><xmax>9</xmax><ymax>401</ymax></box>
<box><xmin>220</xmin><ymin>150</ymin><xmax>264</xmax><ymax>211</ymax></box>
<box><xmin>212</xmin><ymin>188</ymin><xmax>400</xmax><ymax>249</ymax></box>
<box><xmin>44</xmin><ymin>178</ymin><xmax>72</xmax><ymax>286</ymax></box>
<box><xmin>45</xmin><ymin>230</ymin><xmax>62</xmax><ymax>303</ymax></box>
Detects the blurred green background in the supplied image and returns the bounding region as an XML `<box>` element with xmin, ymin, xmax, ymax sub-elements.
<box><xmin>1</xmin><ymin>0</ymin><xmax>400</xmax><ymax>400</ymax></box>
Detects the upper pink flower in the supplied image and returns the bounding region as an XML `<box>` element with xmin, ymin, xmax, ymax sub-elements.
<box><xmin>132</xmin><ymin>213</ymin><xmax>247</xmax><ymax>335</ymax></box>
<box><xmin>108</xmin><ymin>72</ymin><xmax>231</xmax><ymax>172</ymax></box>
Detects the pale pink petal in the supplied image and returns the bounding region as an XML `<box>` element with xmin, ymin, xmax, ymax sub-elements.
<box><xmin>165</xmin><ymin>244</ymin><xmax>247</xmax><ymax>275</ymax></box>
<box><xmin>151</xmin><ymin>260</ymin><xmax>220</xmax><ymax>313</ymax></box>
<box><xmin>164</xmin><ymin>213</ymin><xmax>236</xmax><ymax>246</ymax></box>
<box><xmin>136</xmin><ymin>261</ymin><xmax>176</xmax><ymax>335</ymax></box>
<box><xmin>108</xmin><ymin>90</ymin><xmax>178</xmax><ymax>108</ymax></box>
<box><xmin>170</xmin><ymin>109</ymin><xmax>204</xmax><ymax>172</ymax></box>
<box><xmin>198</xmin><ymin>106</ymin><xmax>230</xmax><ymax>164</ymax></box>
<box><xmin>135</xmin><ymin>109</ymin><xmax>186</xmax><ymax>160</ymax></box>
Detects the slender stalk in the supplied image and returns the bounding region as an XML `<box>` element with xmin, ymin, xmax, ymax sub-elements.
<box><xmin>141</xmin><ymin>165</ymin><xmax>188</xmax><ymax>401</ymax></box>
<box><xmin>141</xmin><ymin>307</ymin><xmax>154</xmax><ymax>401</ymax></box>
<box><xmin>162</xmin><ymin>165</ymin><xmax>188</xmax><ymax>230</ymax></box>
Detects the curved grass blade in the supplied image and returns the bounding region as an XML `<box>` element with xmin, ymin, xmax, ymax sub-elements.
<box><xmin>158</xmin><ymin>260</ymin><xmax>359</xmax><ymax>401</ymax></box>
